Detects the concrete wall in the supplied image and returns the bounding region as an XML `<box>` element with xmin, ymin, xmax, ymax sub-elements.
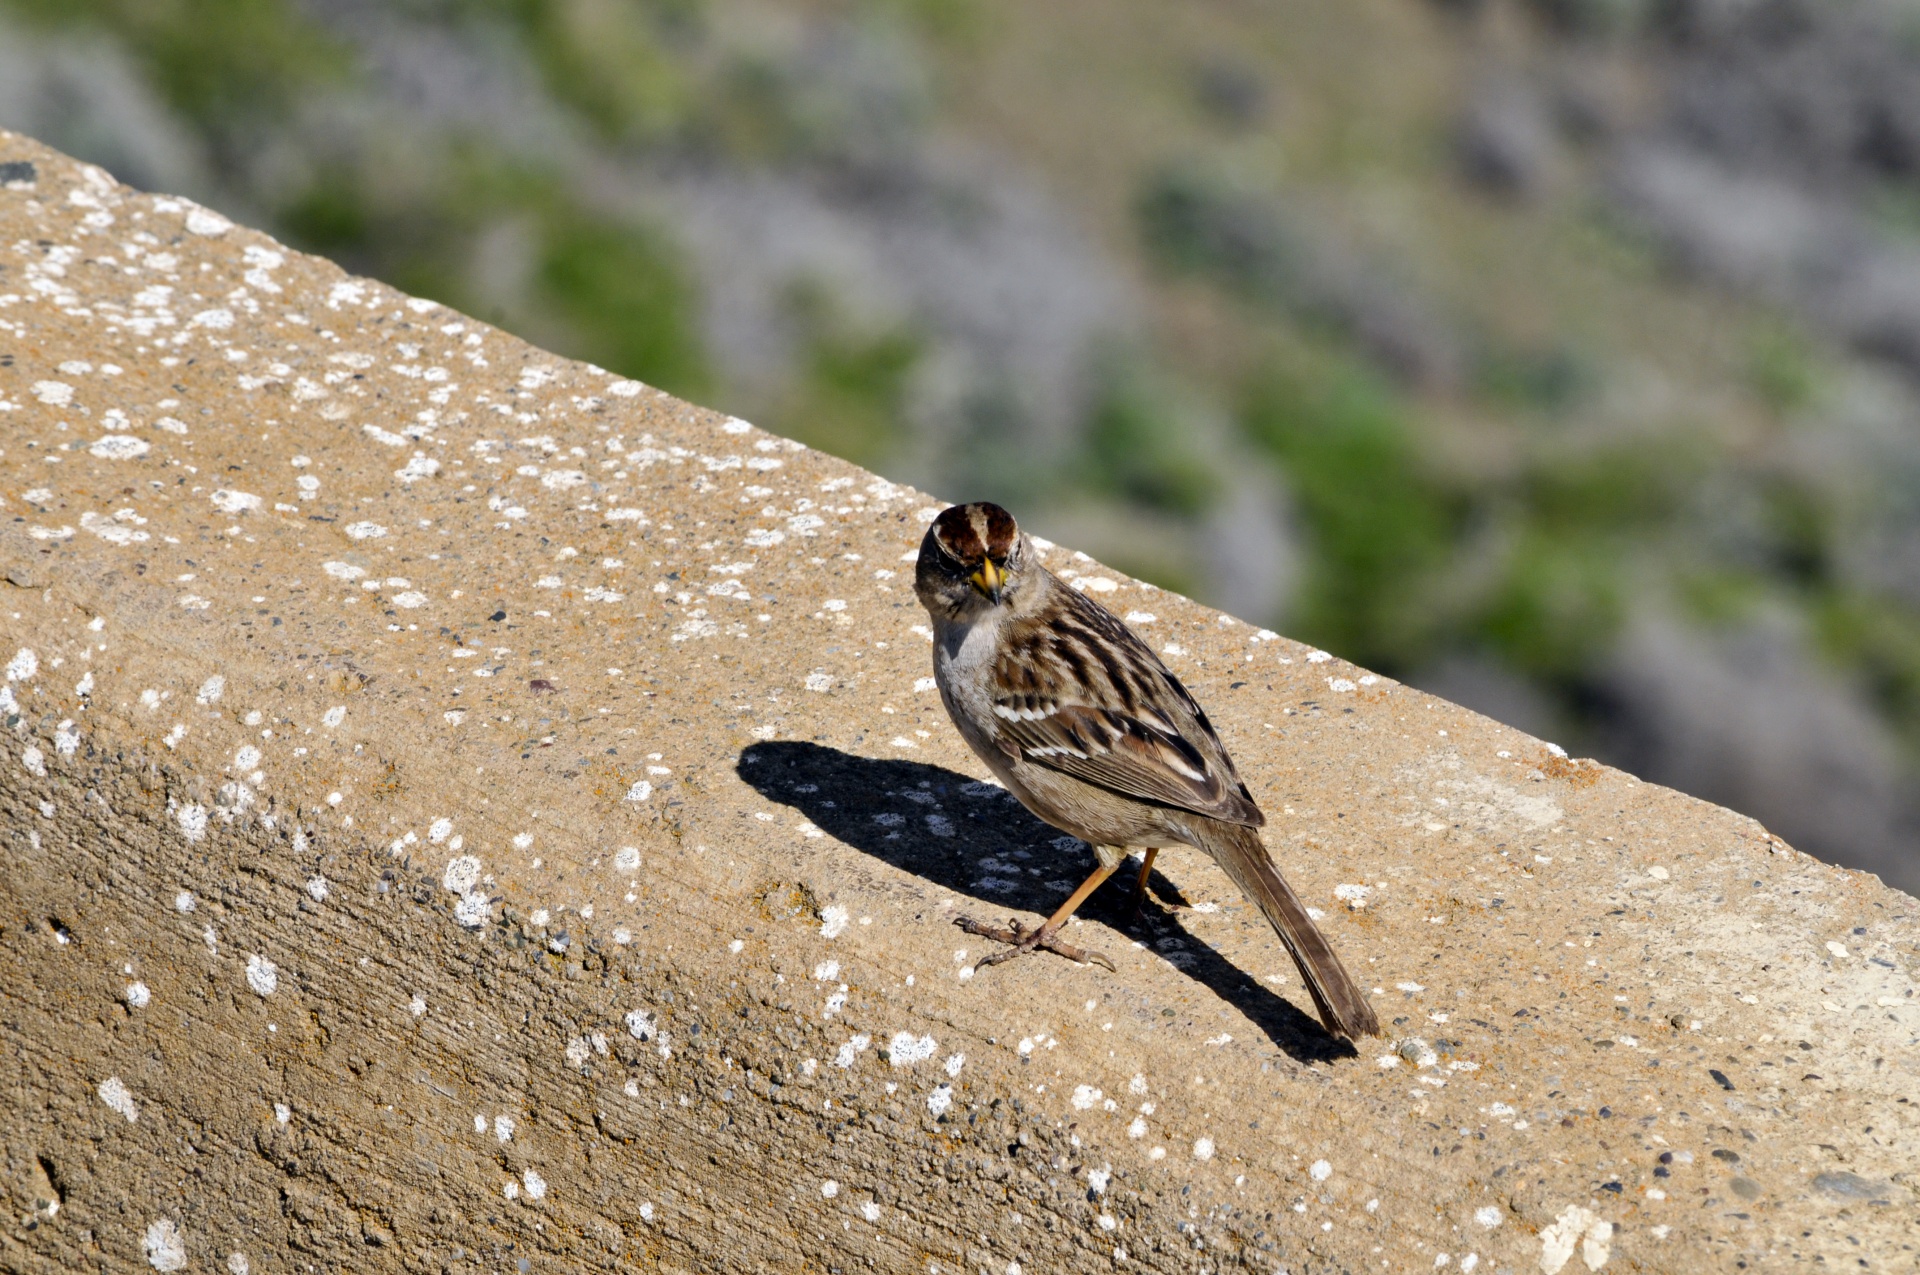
<box><xmin>1</xmin><ymin>131</ymin><xmax>1914</xmax><ymax>1274</ymax></box>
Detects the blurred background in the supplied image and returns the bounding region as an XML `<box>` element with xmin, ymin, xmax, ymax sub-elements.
<box><xmin>6</xmin><ymin>0</ymin><xmax>1919</xmax><ymax>890</ymax></box>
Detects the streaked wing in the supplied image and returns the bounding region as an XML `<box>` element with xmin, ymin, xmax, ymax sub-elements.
<box><xmin>991</xmin><ymin>583</ymin><xmax>1264</xmax><ymax>827</ymax></box>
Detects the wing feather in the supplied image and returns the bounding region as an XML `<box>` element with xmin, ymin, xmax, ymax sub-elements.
<box><xmin>990</xmin><ymin>582</ymin><xmax>1264</xmax><ymax>827</ymax></box>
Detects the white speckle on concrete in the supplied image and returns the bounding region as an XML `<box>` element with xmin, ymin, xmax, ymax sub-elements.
<box><xmin>624</xmin><ymin>780</ymin><xmax>653</xmax><ymax>803</ymax></box>
<box><xmin>1071</xmin><ymin>1085</ymin><xmax>1103</xmax><ymax>1110</ymax></box>
<box><xmin>322</xmin><ymin>706</ymin><xmax>346</xmax><ymax>729</ymax></box>
<box><xmin>1128</xmin><ymin>1117</ymin><xmax>1147</xmax><ymax>1139</ymax></box>
<box><xmin>21</xmin><ymin>746</ymin><xmax>45</xmax><ymax>777</ymax></box>
<box><xmin>428</xmin><ymin>818</ymin><xmax>453</xmax><ymax>843</ymax></box>
<box><xmin>833</xmin><ymin>1034</ymin><xmax>871</xmax><ymax>1068</ymax></box>
<box><xmin>345</xmin><ymin>521</ymin><xmax>388</xmax><ymax>540</ymax></box>
<box><xmin>860</xmin><ymin>1200</ymin><xmax>882</xmax><ymax>1222</ymax></box>
<box><xmin>1088</xmin><ymin>1165</ymin><xmax>1112</xmax><ymax>1194</ymax></box>
<box><xmin>812</xmin><ymin>960</ymin><xmax>840</xmax><ymax>981</ymax></box>
<box><xmin>614</xmin><ymin>845</ymin><xmax>640</xmax><ymax>871</ymax></box>
<box><xmin>888</xmin><ymin>1032</ymin><xmax>936</xmax><ymax>1066</ymax></box>
<box><xmin>494</xmin><ymin>1115</ymin><xmax>515</xmax><ymax>1142</ymax></box>
<box><xmin>820</xmin><ymin>1180</ymin><xmax>839</xmax><ymax>1199</ymax></box>
<box><xmin>1310</xmin><ymin>1159</ymin><xmax>1333</xmax><ymax>1182</ymax></box>
<box><xmin>143</xmin><ymin>1218</ymin><xmax>187</xmax><ymax>1271</ymax></box>
<box><xmin>196</xmin><ymin>675</ymin><xmax>225</xmax><ymax>704</ymax></box>
<box><xmin>820</xmin><ymin>905</ymin><xmax>850</xmax><ymax>939</ymax></box>
<box><xmin>177</xmin><ymin>804</ymin><xmax>208</xmax><ymax>843</ymax></box>
<box><xmin>639</xmin><ymin>1202</ymin><xmax>655</xmax><ymax>1222</ymax></box>
<box><xmin>210</xmin><ymin>489</ymin><xmax>261</xmax><ymax>515</ymax></box>
<box><xmin>174</xmin><ymin>890</ymin><xmax>195</xmax><ymax>913</ymax></box>
<box><xmin>521</xmin><ymin>1168</ymin><xmax>547</xmax><ymax>1200</ymax></box>
<box><xmin>275</xmin><ymin>1103</ymin><xmax>290</xmax><ymax>1125</ymax></box>
<box><xmin>409</xmin><ymin>995</ymin><xmax>427</xmax><ymax>1017</ymax></box>
<box><xmin>126</xmin><ymin>981</ymin><xmax>151</xmax><ymax>1008</ymax></box>
<box><xmin>227</xmin><ymin>1253</ymin><xmax>250</xmax><ymax>1275</ymax></box>
<box><xmin>99</xmin><ymin>1075</ymin><xmax>139</xmax><ymax>1122</ymax></box>
<box><xmin>305</xmin><ymin>877</ymin><xmax>329</xmax><ymax>903</ymax></box>
<box><xmin>185</xmin><ymin>205</ymin><xmax>232</xmax><ymax>235</ymax></box>
<box><xmin>944</xmin><ymin>1053</ymin><xmax>965</xmax><ymax>1077</ymax></box>
<box><xmin>927</xmin><ymin>1084</ymin><xmax>953</xmax><ymax>1117</ymax></box>
<box><xmin>453</xmin><ymin>893</ymin><xmax>491</xmax><ymax>928</ymax></box>
<box><xmin>5</xmin><ymin>648</ymin><xmax>37</xmax><ymax>681</ymax></box>
<box><xmin>443</xmin><ymin>856</ymin><xmax>481</xmax><ymax>893</ymax></box>
<box><xmin>245</xmin><ymin>954</ymin><xmax>278</xmax><ymax>997</ymax></box>
<box><xmin>1539</xmin><ymin>1205</ymin><xmax>1610</xmax><ymax>1274</ymax></box>
<box><xmin>1192</xmin><ymin>1137</ymin><xmax>1215</xmax><ymax>1162</ymax></box>
<box><xmin>625</xmin><ymin>1009</ymin><xmax>657</xmax><ymax>1041</ymax></box>
<box><xmin>1646</xmin><ymin>865</ymin><xmax>1669</xmax><ymax>880</ymax></box>
<box><xmin>1474</xmin><ymin>1206</ymin><xmax>1502</xmax><ymax>1228</ymax></box>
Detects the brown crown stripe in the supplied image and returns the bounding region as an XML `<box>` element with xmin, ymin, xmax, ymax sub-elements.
<box><xmin>932</xmin><ymin>504</ymin><xmax>985</xmax><ymax>563</ymax></box>
<box><xmin>980</xmin><ymin>502</ymin><xmax>1018</xmax><ymax>560</ymax></box>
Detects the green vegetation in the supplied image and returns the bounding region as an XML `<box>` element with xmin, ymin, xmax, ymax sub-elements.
<box><xmin>1241</xmin><ymin>357</ymin><xmax>1457</xmax><ymax>672</ymax></box>
<box><xmin>774</xmin><ymin>283</ymin><xmax>921</xmax><ymax>469</ymax></box>
<box><xmin>481</xmin><ymin>0</ymin><xmax>701</xmax><ymax>146</ymax></box>
<box><xmin>4</xmin><ymin>0</ymin><xmax>348</xmax><ymax>131</ymax></box>
<box><xmin>1083</xmin><ymin>358</ymin><xmax>1219</xmax><ymax>517</ymax></box>
<box><xmin>536</xmin><ymin>207</ymin><xmax>710</xmax><ymax>400</ymax></box>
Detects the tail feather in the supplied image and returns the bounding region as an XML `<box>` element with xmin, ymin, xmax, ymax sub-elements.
<box><xmin>1191</xmin><ymin>820</ymin><xmax>1380</xmax><ymax>1040</ymax></box>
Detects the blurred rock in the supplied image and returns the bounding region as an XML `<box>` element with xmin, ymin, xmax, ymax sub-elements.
<box><xmin>1200</xmin><ymin>467</ymin><xmax>1298</xmax><ymax>624</ymax></box>
<box><xmin>1457</xmin><ymin>79</ymin><xmax>1556</xmax><ymax>198</ymax></box>
<box><xmin>1612</xmin><ymin>144</ymin><xmax>1920</xmax><ymax>382</ymax></box>
<box><xmin>1594</xmin><ymin>610</ymin><xmax>1920</xmax><ymax>894</ymax></box>
<box><xmin>1192</xmin><ymin>58</ymin><xmax>1269</xmax><ymax>130</ymax></box>
<box><xmin>0</xmin><ymin>19</ymin><xmax>210</xmax><ymax>199</ymax></box>
<box><xmin>1412</xmin><ymin>654</ymin><xmax>1565</xmax><ymax>742</ymax></box>
<box><xmin>659</xmin><ymin>150</ymin><xmax>1137</xmax><ymax>469</ymax></box>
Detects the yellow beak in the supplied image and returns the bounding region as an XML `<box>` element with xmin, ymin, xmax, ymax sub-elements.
<box><xmin>969</xmin><ymin>558</ymin><xmax>1006</xmax><ymax>604</ymax></box>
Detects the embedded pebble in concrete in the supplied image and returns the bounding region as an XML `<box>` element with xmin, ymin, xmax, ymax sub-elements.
<box><xmin>1</xmin><ymin>130</ymin><xmax>1915</xmax><ymax>1275</ymax></box>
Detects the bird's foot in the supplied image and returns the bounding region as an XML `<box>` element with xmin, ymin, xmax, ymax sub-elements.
<box><xmin>954</xmin><ymin>915</ymin><xmax>1116</xmax><ymax>973</ymax></box>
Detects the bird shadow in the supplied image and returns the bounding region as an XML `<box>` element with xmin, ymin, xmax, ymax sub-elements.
<box><xmin>737</xmin><ymin>741</ymin><xmax>1356</xmax><ymax>1065</ymax></box>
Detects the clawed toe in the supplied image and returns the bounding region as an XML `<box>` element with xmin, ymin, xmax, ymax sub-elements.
<box><xmin>953</xmin><ymin>915</ymin><xmax>1116</xmax><ymax>973</ymax></box>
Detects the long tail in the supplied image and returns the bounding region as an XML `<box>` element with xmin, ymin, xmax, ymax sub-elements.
<box><xmin>1190</xmin><ymin>820</ymin><xmax>1380</xmax><ymax>1039</ymax></box>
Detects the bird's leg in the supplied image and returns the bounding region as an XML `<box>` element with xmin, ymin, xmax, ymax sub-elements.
<box><xmin>1124</xmin><ymin>848</ymin><xmax>1159</xmax><ymax>923</ymax></box>
<box><xmin>957</xmin><ymin>860</ymin><xmax>1119</xmax><ymax>972</ymax></box>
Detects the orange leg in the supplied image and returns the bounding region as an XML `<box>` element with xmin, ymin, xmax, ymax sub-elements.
<box><xmin>1125</xmin><ymin>847</ymin><xmax>1159</xmax><ymax>921</ymax></box>
<box><xmin>956</xmin><ymin>858</ymin><xmax>1121</xmax><ymax>972</ymax></box>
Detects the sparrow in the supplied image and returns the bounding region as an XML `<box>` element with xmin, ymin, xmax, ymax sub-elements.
<box><xmin>914</xmin><ymin>501</ymin><xmax>1380</xmax><ymax>1040</ymax></box>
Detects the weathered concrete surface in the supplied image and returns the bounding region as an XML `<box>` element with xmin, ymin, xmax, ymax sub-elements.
<box><xmin>1</xmin><ymin>130</ymin><xmax>1915</xmax><ymax>1274</ymax></box>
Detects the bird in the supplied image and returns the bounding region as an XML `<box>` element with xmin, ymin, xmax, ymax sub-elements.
<box><xmin>913</xmin><ymin>500</ymin><xmax>1380</xmax><ymax>1040</ymax></box>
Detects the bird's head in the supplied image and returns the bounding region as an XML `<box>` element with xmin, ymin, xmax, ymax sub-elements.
<box><xmin>915</xmin><ymin>501</ymin><xmax>1033</xmax><ymax>618</ymax></box>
